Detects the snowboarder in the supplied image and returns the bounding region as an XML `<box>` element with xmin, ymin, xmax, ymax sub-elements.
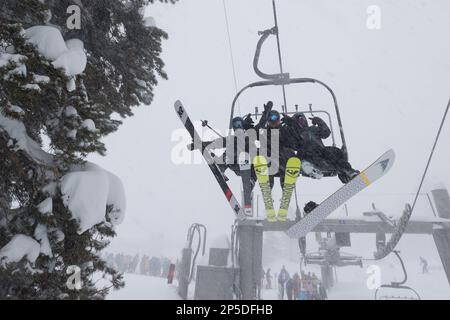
<box><xmin>281</xmin><ymin>112</ymin><xmax>359</xmax><ymax>184</ymax></box>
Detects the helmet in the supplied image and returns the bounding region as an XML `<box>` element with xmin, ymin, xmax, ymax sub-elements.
<box><xmin>232</xmin><ymin>117</ymin><xmax>245</xmax><ymax>130</ymax></box>
<box><xmin>267</xmin><ymin>110</ymin><xmax>281</xmax><ymax>128</ymax></box>
<box><xmin>293</xmin><ymin>112</ymin><xmax>308</xmax><ymax>128</ymax></box>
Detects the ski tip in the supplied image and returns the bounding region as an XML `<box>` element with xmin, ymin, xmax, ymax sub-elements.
<box><xmin>253</xmin><ymin>155</ymin><xmax>268</xmax><ymax>166</ymax></box>
<box><xmin>174</xmin><ymin>100</ymin><xmax>183</xmax><ymax>109</ymax></box>
<box><xmin>379</xmin><ymin>149</ymin><xmax>396</xmax><ymax>174</ymax></box>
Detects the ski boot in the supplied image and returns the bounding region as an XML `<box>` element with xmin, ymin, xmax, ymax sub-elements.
<box><xmin>304</xmin><ymin>201</ymin><xmax>318</xmax><ymax>216</ymax></box>
<box><xmin>338</xmin><ymin>169</ymin><xmax>360</xmax><ymax>184</ymax></box>
<box><xmin>301</xmin><ymin>160</ymin><xmax>324</xmax><ymax>179</ymax></box>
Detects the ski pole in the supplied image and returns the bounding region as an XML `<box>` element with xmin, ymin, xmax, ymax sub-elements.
<box><xmin>201</xmin><ymin>120</ymin><xmax>224</xmax><ymax>138</ymax></box>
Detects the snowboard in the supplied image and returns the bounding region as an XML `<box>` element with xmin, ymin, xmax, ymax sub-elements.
<box><xmin>278</xmin><ymin>157</ymin><xmax>302</xmax><ymax>221</ymax></box>
<box><xmin>239</xmin><ymin>152</ymin><xmax>253</xmax><ymax>217</ymax></box>
<box><xmin>174</xmin><ymin>100</ymin><xmax>245</xmax><ymax>219</ymax></box>
<box><xmin>253</xmin><ymin>155</ymin><xmax>276</xmax><ymax>221</ymax></box>
<box><xmin>286</xmin><ymin>149</ymin><xmax>395</xmax><ymax>238</ymax></box>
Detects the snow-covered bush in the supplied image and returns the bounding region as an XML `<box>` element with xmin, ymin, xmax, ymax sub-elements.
<box><xmin>0</xmin><ymin>0</ymin><xmax>176</xmax><ymax>299</ymax></box>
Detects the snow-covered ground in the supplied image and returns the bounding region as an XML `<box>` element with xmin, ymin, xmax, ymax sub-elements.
<box><xmin>107</xmin><ymin>274</ymin><xmax>180</xmax><ymax>300</ymax></box>
<box><xmin>108</xmin><ymin>263</ymin><xmax>450</xmax><ymax>300</ymax></box>
<box><xmin>262</xmin><ymin>261</ymin><xmax>450</xmax><ymax>300</ymax></box>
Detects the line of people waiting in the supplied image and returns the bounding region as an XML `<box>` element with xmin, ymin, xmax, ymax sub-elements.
<box><xmin>263</xmin><ymin>266</ymin><xmax>328</xmax><ymax>300</ymax></box>
<box><xmin>102</xmin><ymin>252</ymin><xmax>175</xmax><ymax>278</ymax></box>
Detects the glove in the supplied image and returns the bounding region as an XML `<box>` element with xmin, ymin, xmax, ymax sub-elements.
<box><xmin>263</xmin><ymin>101</ymin><xmax>274</xmax><ymax>113</ymax></box>
<box><xmin>281</xmin><ymin>113</ymin><xmax>294</xmax><ymax>125</ymax></box>
<box><xmin>243</xmin><ymin>113</ymin><xmax>254</xmax><ymax>128</ymax></box>
<box><xmin>311</xmin><ymin>117</ymin><xmax>323</xmax><ymax>126</ymax></box>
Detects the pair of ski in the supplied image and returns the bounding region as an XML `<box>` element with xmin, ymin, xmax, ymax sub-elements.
<box><xmin>253</xmin><ymin>156</ymin><xmax>301</xmax><ymax>222</ymax></box>
<box><xmin>175</xmin><ymin>100</ymin><xmax>395</xmax><ymax>239</ymax></box>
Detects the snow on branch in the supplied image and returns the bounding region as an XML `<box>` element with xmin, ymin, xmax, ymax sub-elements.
<box><xmin>0</xmin><ymin>234</ymin><xmax>41</xmax><ymax>265</ymax></box>
<box><xmin>0</xmin><ymin>112</ymin><xmax>54</xmax><ymax>165</ymax></box>
<box><xmin>61</xmin><ymin>163</ymin><xmax>126</xmax><ymax>234</ymax></box>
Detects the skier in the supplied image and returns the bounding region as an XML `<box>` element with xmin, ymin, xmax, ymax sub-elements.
<box><xmin>277</xmin><ymin>265</ymin><xmax>290</xmax><ymax>300</ymax></box>
<box><xmin>319</xmin><ymin>282</ymin><xmax>328</xmax><ymax>300</ymax></box>
<box><xmin>285</xmin><ymin>276</ymin><xmax>294</xmax><ymax>300</ymax></box>
<box><xmin>420</xmin><ymin>256</ymin><xmax>429</xmax><ymax>274</ymax></box>
<box><xmin>265</xmin><ymin>268</ymin><xmax>272</xmax><ymax>289</ymax></box>
<box><xmin>263</xmin><ymin>109</ymin><xmax>298</xmax><ymax>189</ymax></box>
<box><xmin>281</xmin><ymin>112</ymin><xmax>359</xmax><ymax>184</ymax></box>
<box><xmin>292</xmin><ymin>273</ymin><xmax>301</xmax><ymax>300</ymax></box>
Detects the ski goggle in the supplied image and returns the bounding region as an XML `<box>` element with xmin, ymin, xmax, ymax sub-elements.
<box><xmin>232</xmin><ymin>119</ymin><xmax>244</xmax><ymax>129</ymax></box>
<box><xmin>268</xmin><ymin>113</ymin><xmax>280</xmax><ymax>122</ymax></box>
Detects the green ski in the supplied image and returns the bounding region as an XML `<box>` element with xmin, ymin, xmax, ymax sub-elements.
<box><xmin>253</xmin><ymin>155</ymin><xmax>276</xmax><ymax>221</ymax></box>
<box><xmin>278</xmin><ymin>157</ymin><xmax>302</xmax><ymax>221</ymax></box>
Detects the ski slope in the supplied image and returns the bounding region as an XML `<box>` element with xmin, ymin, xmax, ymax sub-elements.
<box><xmin>107</xmin><ymin>274</ymin><xmax>180</xmax><ymax>300</ymax></box>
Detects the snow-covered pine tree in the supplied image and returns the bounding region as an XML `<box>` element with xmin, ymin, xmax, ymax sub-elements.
<box><xmin>0</xmin><ymin>0</ymin><xmax>176</xmax><ymax>299</ymax></box>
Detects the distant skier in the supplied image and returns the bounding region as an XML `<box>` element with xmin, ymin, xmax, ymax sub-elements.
<box><xmin>420</xmin><ymin>256</ymin><xmax>429</xmax><ymax>274</ymax></box>
<box><xmin>265</xmin><ymin>268</ymin><xmax>273</xmax><ymax>289</ymax></box>
<box><xmin>285</xmin><ymin>276</ymin><xmax>294</xmax><ymax>300</ymax></box>
<box><xmin>319</xmin><ymin>282</ymin><xmax>328</xmax><ymax>300</ymax></box>
<box><xmin>292</xmin><ymin>273</ymin><xmax>301</xmax><ymax>300</ymax></box>
<box><xmin>281</xmin><ymin>112</ymin><xmax>359</xmax><ymax>183</ymax></box>
<box><xmin>278</xmin><ymin>265</ymin><xmax>290</xmax><ymax>300</ymax></box>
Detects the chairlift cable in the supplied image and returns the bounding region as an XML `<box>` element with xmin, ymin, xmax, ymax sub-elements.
<box><xmin>410</xmin><ymin>97</ymin><xmax>450</xmax><ymax>214</ymax></box>
<box><xmin>272</xmin><ymin>0</ymin><xmax>288</xmax><ymax>113</ymax></box>
<box><xmin>222</xmin><ymin>0</ymin><xmax>242</xmax><ymax>116</ymax></box>
<box><xmin>364</xmin><ymin>97</ymin><xmax>450</xmax><ymax>262</ymax></box>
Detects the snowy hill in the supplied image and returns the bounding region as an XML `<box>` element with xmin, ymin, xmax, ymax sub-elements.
<box><xmin>107</xmin><ymin>274</ymin><xmax>180</xmax><ymax>300</ymax></box>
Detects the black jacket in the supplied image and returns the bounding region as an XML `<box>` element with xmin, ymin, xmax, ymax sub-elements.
<box><xmin>282</xmin><ymin>116</ymin><xmax>331</xmax><ymax>151</ymax></box>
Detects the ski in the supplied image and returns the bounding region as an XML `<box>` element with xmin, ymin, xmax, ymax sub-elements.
<box><xmin>278</xmin><ymin>157</ymin><xmax>302</xmax><ymax>221</ymax></box>
<box><xmin>174</xmin><ymin>100</ymin><xmax>245</xmax><ymax>219</ymax></box>
<box><xmin>253</xmin><ymin>155</ymin><xmax>276</xmax><ymax>221</ymax></box>
<box><xmin>286</xmin><ymin>149</ymin><xmax>395</xmax><ymax>238</ymax></box>
<box><xmin>239</xmin><ymin>152</ymin><xmax>253</xmax><ymax>217</ymax></box>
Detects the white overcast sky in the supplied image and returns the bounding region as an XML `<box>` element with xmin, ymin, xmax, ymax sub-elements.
<box><xmin>88</xmin><ymin>0</ymin><xmax>450</xmax><ymax>257</ymax></box>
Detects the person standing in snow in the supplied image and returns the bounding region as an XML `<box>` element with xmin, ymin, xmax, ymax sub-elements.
<box><xmin>319</xmin><ymin>282</ymin><xmax>328</xmax><ymax>300</ymax></box>
<box><xmin>285</xmin><ymin>276</ymin><xmax>294</xmax><ymax>300</ymax></box>
<box><xmin>292</xmin><ymin>273</ymin><xmax>301</xmax><ymax>300</ymax></box>
<box><xmin>131</xmin><ymin>254</ymin><xmax>139</xmax><ymax>274</ymax></box>
<box><xmin>265</xmin><ymin>268</ymin><xmax>273</xmax><ymax>289</ymax></box>
<box><xmin>420</xmin><ymin>256</ymin><xmax>429</xmax><ymax>274</ymax></box>
<box><xmin>278</xmin><ymin>266</ymin><xmax>290</xmax><ymax>300</ymax></box>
